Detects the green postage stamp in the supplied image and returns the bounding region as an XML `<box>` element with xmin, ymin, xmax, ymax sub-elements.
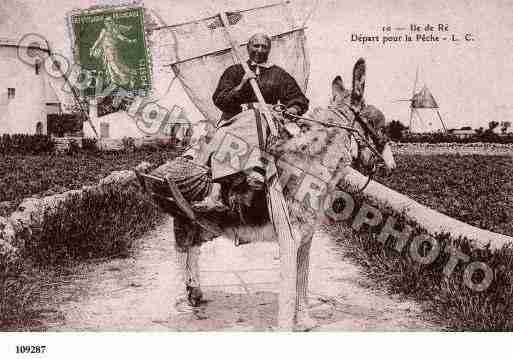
<box><xmin>69</xmin><ymin>5</ymin><xmax>151</xmax><ymax>96</ymax></box>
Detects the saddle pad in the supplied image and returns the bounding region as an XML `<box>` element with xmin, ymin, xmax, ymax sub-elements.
<box><xmin>150</xmin><ymin>157</ymin><xmax>212</xmax><ymax>202</ymax></box>
<box><xmin>207</xmin><ymin>109</ymin><xmax>271</xmax><ymax>181</ymax></box>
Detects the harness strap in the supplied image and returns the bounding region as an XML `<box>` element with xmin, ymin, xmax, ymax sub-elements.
<box><xmin>329</xmin><ymin>105</ymin><xmax>386</xmax><ymax>153</ymax></box>
<box><xmin>326</xmin><ymin>108</ymin><xmax>384</xmax><ymax>160</ymax></box>
<box><xmin>254</xmin><ymin>108</ymin><xmax>266</xmax><ymax>151</ymax></box>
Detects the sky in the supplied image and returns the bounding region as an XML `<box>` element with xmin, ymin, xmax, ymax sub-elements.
<box><xmin>1</xmin><ymin>0</ymin><xmax>513</xmax><ymax>129</ymax></box>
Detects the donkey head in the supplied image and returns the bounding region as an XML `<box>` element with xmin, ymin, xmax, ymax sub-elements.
<box><xmin>330</xmin><ymin>58</ymin><xmax>396</xmax><ymax>172</ymax></box>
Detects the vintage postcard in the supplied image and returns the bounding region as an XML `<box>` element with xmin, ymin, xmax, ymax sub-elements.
<box><xmin>0</xmin><ymin>0</ymin><xmax>512</xmax><ymax>357</ymax></box>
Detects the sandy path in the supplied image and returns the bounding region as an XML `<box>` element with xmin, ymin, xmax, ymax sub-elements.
<box><xmin>35</xmin><ymin>217</ymin><xmax>441</xmax><ymax>331</ymax></box>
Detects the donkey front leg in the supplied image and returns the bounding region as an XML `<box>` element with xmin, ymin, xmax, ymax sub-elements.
<box><xmin>267</xmin><ymin>178</ymin><xmax>301</xmax><ymax>330</ymax></box>
<box><xmin>295</xmin><ymin>231</ymin><xmax>317</xmax><ymax>330</ymax></box>
<box><xmin>277</xmin><ymin>226</ymin><xmax>299</xmax><ymax>330</ymax></box>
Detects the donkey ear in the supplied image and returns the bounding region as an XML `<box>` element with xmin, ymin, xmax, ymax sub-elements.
<box><xmin>331</xmin><ymin>76</ymin><xmax>346</xmax><ymax>100</ymax></box>
<box><xmin>351</xmin><ymin>58</ymin><xmax>366</xmax><ymax>107</ymax></box>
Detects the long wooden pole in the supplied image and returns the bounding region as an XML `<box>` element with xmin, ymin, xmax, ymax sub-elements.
<box><xmin>218</xmin><ymin>12</ymin><xmax>278</xmax><ymax>138</ymax></box>
<box><xmin>46</xmin><ymin>44</ymin><xmax>100</xmax><ymax>138</ymax></box>
<box><xmin>409</xmin><ymin>66</ymin><xmax>419</xmax><ymax>133</ymax></box>
<box><xmin>219</xmin><ymin>12</ymin><xmax>298</xmax><ymax>327</ymax></box>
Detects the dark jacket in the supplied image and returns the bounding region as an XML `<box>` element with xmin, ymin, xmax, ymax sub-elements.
<box><xmin>212</xmin><ymin>61</ymin><xmax>309</xmax><ymax>122</ymax></box>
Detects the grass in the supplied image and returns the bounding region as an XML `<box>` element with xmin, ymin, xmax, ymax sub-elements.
<box><xmin>0</xmin><ymin>149</ymin><xmax>175</xmax><ymax>330</ymax></box>
<box><xmin>2</xmin><ymin>150</ymin><xmax>512</xmax><ymax>330</ymax></box>
<box><xmin>330</xmin><ymin>222</ymin><xmax>513</xmax><ymax>330</ymax></box>
<box><xmin>0</xmin><ymin>183</ymin><xmax>164</xmax><ymax>330</ymax></box>
<box><xmin>0</xmin><ymin>259</ymin><xmax>42</xmax><ymax>329</ymax></box>
<box><xmin>373</xmin><ymin>154</ymin><xmax>513</xmax><ymax>236</ymax></box>
<box><xmin>25</xmin><ymin>182</ymin><xmax>162</xmax><ymax>266</ymax></box>
<box><xmin>0</xmin><ymin>148</ymin><xmax>177</xmax><ymax>215</ymax></box>
<box><xmin>328</xmin><ymin>179</ymin><xmax>513</xmax><ymax>330</ymax></box>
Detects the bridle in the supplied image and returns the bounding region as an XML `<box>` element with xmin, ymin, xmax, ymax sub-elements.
<box><xmin>272</xmin><ymin>103</ymin><xmax>383</xmax><ymax>194</ymax></box>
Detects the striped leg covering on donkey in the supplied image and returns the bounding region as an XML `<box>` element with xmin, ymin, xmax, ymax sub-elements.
<box><xmin>175</xmin><ymin>245</ymin><xmax>202</xmax><ymax>309</ymax></box>
<box><xmin>173</xmin><ymin>218</ymin><xmax>204</xmax><ymax>310</ymax></box>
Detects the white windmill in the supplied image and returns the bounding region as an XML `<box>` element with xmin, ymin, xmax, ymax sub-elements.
<box><xmin>397</xmin><ymin>67</ymin><xmax>448</xmax><ymax>133</ymax></box>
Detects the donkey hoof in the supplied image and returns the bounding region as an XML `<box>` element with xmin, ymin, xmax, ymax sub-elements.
<box><xmin>187</xmin><ymin>285</ymin><xmax>203</xmax><ymax>307</ymax></box>
<box><xmin>174</xmin><ymin>297</ymin><xmax>194</xmax><ymax>313</ymax></box>
<box><xmin>295</xmin><ymin>311</ymin><xmax>319</xmax><ymax>332</ymax></box>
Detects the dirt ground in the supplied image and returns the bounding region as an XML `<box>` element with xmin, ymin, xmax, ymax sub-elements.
<box><xmin>32</xmin><ymin>217</ymin><xmax>442</xmax><ymax>331</ymax></box>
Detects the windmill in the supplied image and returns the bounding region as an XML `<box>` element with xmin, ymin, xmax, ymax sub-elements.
<box><xmin>396</xmin><ymin>67</ymin><xmax>447</xmax><ymax>133</ymax></box>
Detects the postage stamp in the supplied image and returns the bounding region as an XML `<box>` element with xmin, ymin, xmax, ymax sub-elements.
<box><xmin>68</xmin><ymin>4</ymin><xmax>151</xmax><ymax>97</ymax></box>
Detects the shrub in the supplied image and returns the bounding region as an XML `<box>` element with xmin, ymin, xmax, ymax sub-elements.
<box><xmin>0</xmin><ymin>175</ymin><xmax>164</xmax><ymax>330</ymax></box>
<box><xmin>122</xmin><ymin>136</ymin><xmax>136</xmax><ymax>152</ymax></box>
<box><xmin>401</xmin><ymin>132</ymin><xmax>513</xmax><ymax>144</ymax></box>
<box><xmin>25</xmin><ymin>183</ymin><xmax>162</xmax><ymax>266</ymax></box>
<box><xmin>81</xmin><ymin>138</ymin><xmax>99</xmax><ymax>152</ymax></box>
<box><xmin>0</xmin><ymin>134</ymin><xmax>55</xmax><ymax>155</ymax></box>
<box><xmin>0</xmin><ymin>162</ymin><xmax>167</xmax><ymax>329</ymax></box>
<box><xmin>66</xmin><ymin>138</ymin><xmax>81</xmax><ymax>155</ymax></box>
<box><xmin>0</xmin><ymin>149</ymin><xmax>179</xmax><ymax>214</ymax></box>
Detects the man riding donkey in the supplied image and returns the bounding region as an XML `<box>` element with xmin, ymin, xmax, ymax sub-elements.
<box><xmin>170</xmin><ymin>33</ymin><xmax>391</xmax><ymax>313</ymax></box>
<box><xmin>171</xmin><ymin>32</ymin><xmax>309</xmax><ymax>310</ymax></box>
<box><xmin>191</xmin><ymin>33</ymin><xmax>309</xmax><ymax>209</ymax></box>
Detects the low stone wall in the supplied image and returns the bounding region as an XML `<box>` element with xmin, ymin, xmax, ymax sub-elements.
<box><xmin>53</xmin><ymin>137</ymin><xmax>83</xmax><ymax>152</ymax></box>
<box><xmin>342</xmin><ymin>167</ymin><xmax>513</xmax><ymax>251</ymax></box>
<box><xmin>0</xmin><ymin>161</ymin><xmax>152</xmax><ymax>261</ymax></box>
<box><xmin>392</xmin><ymin>142</ymin><xmax>513</xmax><ymax>156</ymax></box>
<box><xmin>2</xmin><ymin>154</ymin><xmax>511</xmax><ymax>261</ymax></box>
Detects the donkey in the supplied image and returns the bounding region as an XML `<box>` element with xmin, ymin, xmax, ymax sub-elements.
<box><xmin>156</xmin><ymin>58</ymin><xmax>396</xmax><ymax>330</ymax></box>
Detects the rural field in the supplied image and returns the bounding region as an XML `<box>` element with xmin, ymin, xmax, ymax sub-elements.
<box><xmin>1</xmin><ymin>144</ymin><xmax>511</xmax><ymax>236</ymax></box>
<box><xmin>334</xmin><ymin>145</ymin><xmax>513</xmax><ymax>331</ymax></box>
<box><xmin>0</xmin><ymin>148</ymin><xmax>179</xmax><ymax>216</ymax></box>
<box><xmin>378</xmin><ymin>145</ymin><xmax>513</xmax><ymax>236</ymax></box>
<box><xmin>2</xmin><ymin>142</ymin><xmax>513</xmax><ymax>331</ymax></box>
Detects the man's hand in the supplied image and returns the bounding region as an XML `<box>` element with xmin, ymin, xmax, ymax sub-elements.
<box><xmin>233</xmin><ymin>70</ymin><xmax>256</xmax><ymax>93</ymax></box>
<box><xmin>240</xmin><ymin>70</ymin><xmax>256</xmax><ymax>86</ymax></box>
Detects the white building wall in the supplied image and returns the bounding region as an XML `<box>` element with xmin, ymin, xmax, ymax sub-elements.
<box><xmin>0</xmin><ymin>45</ymin><xmax>48</xmax><ymax>134</ymax></box>
<box><xmin>83</xmin><ymin>108</ymin><xmax>143</xmax><ymax>139</ymax></box>
<box><xmin>83</xmin><ymin>100</ymin><xmax>194</xmax><ymax>140</ymax></box>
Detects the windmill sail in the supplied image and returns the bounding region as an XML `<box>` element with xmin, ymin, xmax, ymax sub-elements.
<box><xmin>412</xmin><ymin>85</ymin><xmax>439</xmax><ymax>109</ymax></box>
<box><xmin>151</xmin><ymin>2</ymin><xmax>309</xmax><ymax>125</ymax></box>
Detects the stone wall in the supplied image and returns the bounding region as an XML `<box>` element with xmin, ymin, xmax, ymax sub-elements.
<box><xmin>0</xmin><ymin>161</ymin><xmax>152</xmax><ymax>261</ymax></box>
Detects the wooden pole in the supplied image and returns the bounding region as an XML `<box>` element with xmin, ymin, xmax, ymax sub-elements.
<box><xmin>436</xmin><ymin>110</ymin><xmax>447</xmax><ymax>132</ymax></box>
<box><xmin>409</xmin><ymin>66</ymin><xmax>419</xmax><ymax>134</ymax></box>
<box><xmin>46</xmin><ymin>44</ymin><xmax>100</xmax><ymax>138</ymax></box>
<box><xmin>218</xmin><ymin>12</ymin><xmax>278</xmax><ymax>138</ymax></box>
<box><xmin>219</xmin><ymin>12</ymin><xmax>299</xmax><ymax>328</ymax></box>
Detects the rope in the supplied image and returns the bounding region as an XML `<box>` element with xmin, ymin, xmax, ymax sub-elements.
<box><xmin>274</xmin><ymin>105</ymin><xmax>381</xmax><ymax>194</ymax></box>
<box><xmin>301</xmin><ymin>0</ymin><xmax>320</xmax><ymax>27</ymax></box>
